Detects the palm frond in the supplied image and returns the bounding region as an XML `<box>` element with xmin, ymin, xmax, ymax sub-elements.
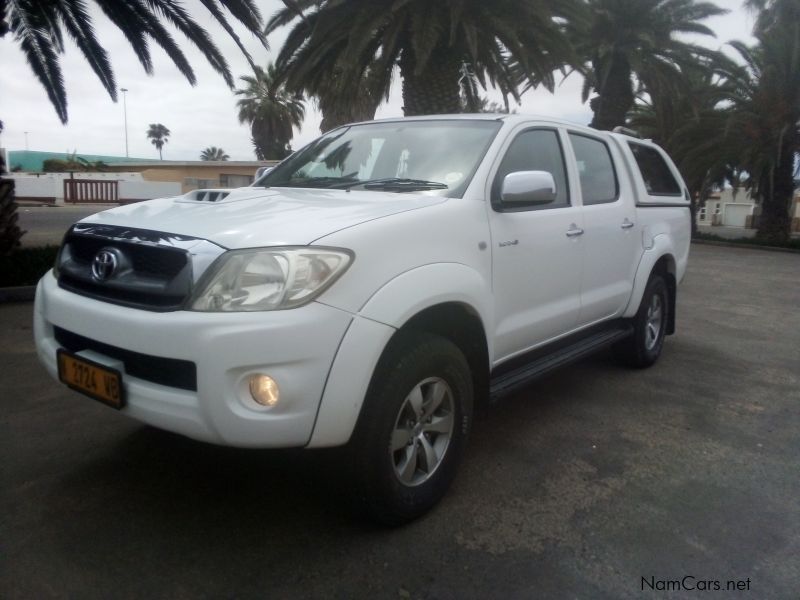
<box><xmin>7</xmin><ymin>0</ymin><xmax>267</xmax><ymax>122</ymax></box>
<box><xmin>10</xmin><ymin>1</ymin><xmax>68</xmax><ymax>122</ymax></box>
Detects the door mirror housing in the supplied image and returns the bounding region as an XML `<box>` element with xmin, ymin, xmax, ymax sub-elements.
<box><xmin>500</xmin><ymin>171</ymin><xmax>557</xmax><ymax>205</ymax></box>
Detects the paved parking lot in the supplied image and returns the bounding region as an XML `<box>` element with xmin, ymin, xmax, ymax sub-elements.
<box><xmin>1</xmin><ymin>244</ymin><xmax>799</xmax><ymax>599</ymax></box>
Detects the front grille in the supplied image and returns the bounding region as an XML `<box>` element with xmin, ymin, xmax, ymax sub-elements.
<box><xmin>57</xmin><ymin>225</ymin><xmax>195</xmax><ymax>311</ymax></box>
<box><xmin>54</xmin><ymin>326</ymin><xmax>197</xmax><ymax>391</ymax></box>
<box><xmin>67</xmin><ymin>235</ymin><xmax>187</xmax><ymax>278</ymax></box>
<box><xmin>132</xmin><ymin>248</ymin><xmax>186</xmax><ymax>278</ymax></box>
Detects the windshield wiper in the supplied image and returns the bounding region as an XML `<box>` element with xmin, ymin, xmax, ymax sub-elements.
<box><xmin>334</xmin><ymin>177</ymin><xmax>449</xmax><ymax>191</ymax></box>
<box><xmin>276</xmin><ymin>175</ymin><xmax>358</xmax><ymax>189</ymax></box>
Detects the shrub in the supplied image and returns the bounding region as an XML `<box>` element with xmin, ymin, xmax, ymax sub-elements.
<box><xmin>0</xmin><ymin>246</ymin><xmax>59</xmax><ymax>287</ymax></box>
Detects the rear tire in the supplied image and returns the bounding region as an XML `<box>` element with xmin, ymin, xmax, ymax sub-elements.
<box><xmin>614</xmin><ymin>273</ymin><xmax>669</xmax><ymax>368</ymax></box>
<box><xmin>349</xmin><ymin>332</ymin><xmax>473</xmax><ymax>526</ymax></box>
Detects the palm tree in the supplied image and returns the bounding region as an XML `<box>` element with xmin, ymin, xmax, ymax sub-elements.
<box><xmin>725</xmin><ymin>38</ymin><xmax>799</xmax><ymax>242</ymax></box>
<box><xmin>313</xmin><ymin>68</ymin><xmax>384</xmax><ymax>132</ymax></box>
<box><xmin>630</xmin><ymin>58</ymin><xmax>743</xmax><ymax>236</ymax></box>
<box><xmin>265</xmin><ymin>0</ymin><xmax>582</xmax><ymax>118</ymax></box>
<box><xmin>0</xmin><ymin>115</ymin><xmax>24</xmax><ymax>254</ymax></box>
<box><xmin>0</xmin><ymin>0</ymin><xmax>267</xmax><ymax>123</ymax></box>
<box><xmin>571</xmin><ymin>0</ymin><xmax>727</xmax><ymax>131</ymax></box>
<box><xmin>746</xmin><ymin>0</ymin><xmax>797</xmax><ymax>32</ymax></box>
<box><xmin>147</xmin><ymin>124</ymin><xmax>171</xmax><ymax>160</ymax></box>
<box><xmin>200</xmin><ymin>147</ymin><xmax>230</xmax><ymax>161</ymax></box>
<box><xmin>740</xmin><ymin>0</ymin><xmax>800</xmax><ymax>241</ymax></box>
<box><xmin>235</xmin><ymin>64</ymin><xmax>305</xmax><ymax>160</ymax></box>
<box><xmin>636</xmin><ymin>12</ymin><xmax>799</xmax><ymax>243</ymax></box>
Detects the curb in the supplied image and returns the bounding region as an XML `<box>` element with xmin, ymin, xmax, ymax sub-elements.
<box><xmin>691</xmin><ymin>239</ymin><xmax>800</xmax><ymax>254</ymax></box>
<box><xmin>0</xmin><ymin>286</ymin><xmax>36</xmax><ymax>303</ymax></box>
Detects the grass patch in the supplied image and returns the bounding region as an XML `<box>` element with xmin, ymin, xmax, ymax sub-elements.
<box><xmin>694</xmin><ymin>232</ymin><xmax>800</xmax><ymax>250</ymax></box>
<box><xmin>0</xmin><ymin>246</ymin><xmax>59</xmax><ymax>287</ymax></box>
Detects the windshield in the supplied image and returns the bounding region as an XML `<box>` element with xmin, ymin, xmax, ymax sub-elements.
<box><xmin>256</xmin><ymin>120</ymin><xmax>502</xmax><ymax>197</ymax></box>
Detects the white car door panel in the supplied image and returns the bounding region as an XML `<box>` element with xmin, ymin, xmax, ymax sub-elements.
<box><xmin>566</xmin><ymin>132</ymin><xmax>640</xmax><ymax>325</ymax></box>
<box><xmin>491</xmin><ymin>208</ymin><xmax>584</xmax><ymax>358</ymax></box>
<box><xmin>488</xmin><ymin>127</ymin><xmax>583</xmax><ymax>361</ymax></box>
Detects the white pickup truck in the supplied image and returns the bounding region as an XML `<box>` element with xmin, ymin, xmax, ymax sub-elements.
<box><xmin>34</xmin><ymin>115</ymin><xmax>690</xmax><ymax>524</ymax></box>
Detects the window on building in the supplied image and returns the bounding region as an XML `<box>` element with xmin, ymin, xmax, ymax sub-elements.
<box><xmin>185</xmin><ymin>177</ymin><xmax>217</xmax><ymax>189</ymax></box>
<box><xmin>219</xmin><ymin>174</ymin><xmax>253</xmax><ymax>188</ymax></box>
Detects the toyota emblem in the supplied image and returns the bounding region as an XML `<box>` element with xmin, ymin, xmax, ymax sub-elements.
<box><xmin>91</xmin><ymin>249</ymin><xmax>118</xmax><ymax>281</ymax></box>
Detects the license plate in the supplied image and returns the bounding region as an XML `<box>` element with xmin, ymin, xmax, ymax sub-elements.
<box><xmin>57</xmin><ymin>350</ymin><xmax>125</xmax><ymax>409</ymax></box>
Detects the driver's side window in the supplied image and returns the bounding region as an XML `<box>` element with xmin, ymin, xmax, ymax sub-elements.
<box><xmin>491</xmin><ymin>129</ymin><xmax>570</xmax><ymax>210</ymax></box>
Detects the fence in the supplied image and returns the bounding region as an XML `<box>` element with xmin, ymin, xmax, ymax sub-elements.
<box><xmin>64</xmin><ymin>179</ymin><xmax>119</xmax><ymax>204</ymax></box>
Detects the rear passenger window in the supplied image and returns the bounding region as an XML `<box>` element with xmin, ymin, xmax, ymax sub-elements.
<box><xmin>628</xmin><ymin>143</ymin><xmax>681</xmax><ymax>196</ymax></box>
<box><xmin>492</xmin><ymin>129</ymin><xmax>569</xmax><ymax>210</ymax></box>
<box><xmin>569</xmin><ymin>133</ymin><xmax>618</xmax><ymax>205</ymax></box>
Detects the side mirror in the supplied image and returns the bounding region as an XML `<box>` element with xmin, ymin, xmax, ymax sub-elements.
<box><xmin>500</xmin><ymin>171</ymin><xmax>557</xmax><ymax>205</ymax></box>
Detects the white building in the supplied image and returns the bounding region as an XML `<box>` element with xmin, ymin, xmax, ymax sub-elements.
<box><xmin>697</xmin><ymin>186</ymin><xmax>800</xmax><ymax>232</ymax></box>
<box><xmin>696</xmin><ymin>188</ymin><xmax>755</xmax><ymax>228</ymax></box>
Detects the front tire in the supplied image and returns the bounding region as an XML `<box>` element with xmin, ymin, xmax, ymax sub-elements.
<box><xmin>615</xmin><ymin>273</ymin><xmax>669</xmax><ymax>368</ymax></box>
<box><xmin>349</xmin><ymin>332</ymin><xmax>473</xmax><ymax>526</ymax></box>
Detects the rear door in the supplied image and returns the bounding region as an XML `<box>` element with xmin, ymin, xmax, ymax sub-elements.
<box><xmin>488</xmin><ymin>127</ymin><xmax>584</xmax><ymax>361</ymax></box>
<box><xmin>566</xmin><ymin>131</ymin><xmax>641</xmax><ymax>325</ymax></box>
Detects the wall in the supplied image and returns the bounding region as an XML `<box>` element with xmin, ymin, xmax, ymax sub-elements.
<box><xmin>110</xmin><ymin>162</ymin><xmax>277</xmax><ymax>193</ymax></box>
<box><xmin>9</xmin><ymin>172</ymin><xmax>179</xmax><ymax>204</ymax></box>
<box><xmin>118</xmin><ymin>180</ymin><xmax>181</xmax><ymax>200</ymax></box>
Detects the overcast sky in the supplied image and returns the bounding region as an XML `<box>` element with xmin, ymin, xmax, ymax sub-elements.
<box><xmin>0</xmin><ymin>0</ymin><xmax>756</xmax><ymax>162</ymax></box>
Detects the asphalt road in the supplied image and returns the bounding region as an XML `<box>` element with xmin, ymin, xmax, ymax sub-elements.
<box><xmin>16</xmin><ymin>205</ymin><xmax>110</xmax><ymax>247</ymax></box>
<box><xmin>2</xmin><ymin>244</ymin><xmax>799</xmax><ymax>599</ymax></box>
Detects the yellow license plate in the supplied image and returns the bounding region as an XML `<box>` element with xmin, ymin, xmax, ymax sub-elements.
<box><xmin>57</xmin><ymin>350</ymin><xmax>125</xmax><ymax>409</ymax></box>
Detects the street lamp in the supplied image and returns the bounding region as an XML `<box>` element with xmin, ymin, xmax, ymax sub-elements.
<box><xmin>120</xmin><ymin>88</ymin><xmax>129</xmax><ymax>157</ymax></box>
<box><xmin>24</xmin><ymin>131</ymin><xmax>29</xmax><ymax>151</ymax></box>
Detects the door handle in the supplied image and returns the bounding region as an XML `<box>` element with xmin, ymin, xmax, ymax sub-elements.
<box><xmin>621</xmin><ymin>219</ymin><xmax>635</xmax><ymax>229</ymax></box>
<box><xmin>565</xmin><ymin>224</ymin><xmax>584</xmax><ymax>237</ymax></box>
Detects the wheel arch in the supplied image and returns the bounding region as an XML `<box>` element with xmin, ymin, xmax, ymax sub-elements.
<box><xmin>652</xmin><ymin>254</ymin><xmax>677</xmax><ymax>335</ymax></box>
<box><xmin>624</xmin><ymin>239</ymin><xmax>677</xmax><ymax>335</ymax></box>
<box><xmin>357</xmin><ymin>262</ymin><xmax>493</xmax><ymax>398</ymax></box>
<box><xmin>394</xmin><ymin>302</ymin><xmax>490</xmax><ymax>411</ymax></box>
<box><xmin>308</xmin><ymin>264</ymin><xmax>492</xmax><ymax>448</ymax></box>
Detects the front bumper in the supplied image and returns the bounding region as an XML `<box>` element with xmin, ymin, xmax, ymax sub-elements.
<box><xmin>34</xmin><ymin>272</ymin><xmax>353</xmax><ymax>447</ymax></box>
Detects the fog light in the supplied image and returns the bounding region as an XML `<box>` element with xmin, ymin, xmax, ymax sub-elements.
<box><xmin>249</xmin><ymin>374</ymin><xmax>279</xmax><ymax>407</ymax></box>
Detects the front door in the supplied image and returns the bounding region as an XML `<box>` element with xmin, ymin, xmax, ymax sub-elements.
<box><xmin>488</xmin><ymin>127</ymin><xmax>584</xmax><ymax>362</ymax></box>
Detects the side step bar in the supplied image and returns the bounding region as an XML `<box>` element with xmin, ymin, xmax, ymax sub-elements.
<box><xmin>489</xmin><ymin>323</ymin><xmax>634</xmax><ymax>402</ymax></box>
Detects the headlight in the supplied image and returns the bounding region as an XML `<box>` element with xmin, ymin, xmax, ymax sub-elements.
<box><xmin>188</xmin><ymin>247</ymin><xmax>353</xmax><ymax>312</ymax></box>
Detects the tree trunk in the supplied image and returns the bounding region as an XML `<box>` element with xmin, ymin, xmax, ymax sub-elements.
<box><xmin>756</xmin><ymin>139</ymin><xmax>794</xmax><ymax>243</ymax></box>
<box><xmin>399</xmin><ymin>44</ymin><xmax>462</xmax><ymax>116</ymax></box>
<box><xmin>319</xmin><ymin>87</ymin><xmax>381</xmax><ymax>132</ymax></box>
<box><xmin>689</xmin><ymin>190</ymin><xmax>699</xmax><ymax>239</ymax></box>
<box><xmin>589</xmin><ymin>55</ymin><xmax>634</xmax><ymax>131</ymax></box>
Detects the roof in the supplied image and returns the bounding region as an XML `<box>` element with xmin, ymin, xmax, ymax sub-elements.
<box><xmin>344</xmin><ymin>113</ymin><xmax>604</xmax><ymax>134</ymax></box>
<box><xmin>107</xmin><ymin>160</ymin><xmax>275</xmax><ymax>168</ymax></box>
<box><xmin>7</xmin><ymin>151</ymin><xmax>276</xmax><ymax>172</ymax></box>
<box><xmin>8</xmin><ymin>150</ymin><xmax>156</xmax><ymax>172</ymax></box>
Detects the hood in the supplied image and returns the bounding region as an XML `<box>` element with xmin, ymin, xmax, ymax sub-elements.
<box><xmin>80</xmin><ymin>187</ymin><xmax>447</xmax><ymax>249</ymax></box>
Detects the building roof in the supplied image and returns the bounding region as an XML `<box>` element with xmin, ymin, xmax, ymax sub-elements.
<box><xmin>7</xmin><ymin>150</ymin><xmax>157</xmax><ymax>172</ymax></box>
<box><xmin>107</xmin><ymin>160</ymin><xmax>274</xmax><ymax>168</ymax></box>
